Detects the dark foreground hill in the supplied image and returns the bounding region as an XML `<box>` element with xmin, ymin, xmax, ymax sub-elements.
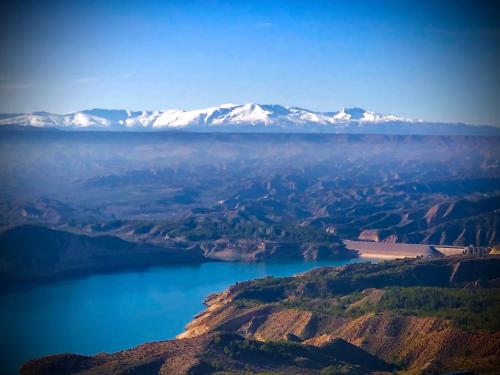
<box><xmin>20</xmin><ymin>333</ymin><xmax>394</xmax><ymax>375</ymax></box>
<box><xmin>21</xmin><ymin>255</ymin><xmax>500</xmax><ymax>374</ymax></box>
<box><xmin>0</xmin><ymin>224</ymin><xmax>205</xmax><ymax>287</ymax></box>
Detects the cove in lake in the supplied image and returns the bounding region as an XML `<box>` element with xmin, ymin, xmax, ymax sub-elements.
<box><xmin>0</xmin><ymin>258</ymin><xmax>371</xmax><ymax>374</ymax></box>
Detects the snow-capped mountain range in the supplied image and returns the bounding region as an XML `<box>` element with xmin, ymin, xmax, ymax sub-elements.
<box><xmin>0</xmin><ymin>103</ymin><xmax>497</xmax><ymax>135</ymax></box>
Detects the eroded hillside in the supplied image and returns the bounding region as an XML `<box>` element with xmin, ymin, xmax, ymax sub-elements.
<box><xmin>0</xmin><ymin>133</ymin><xmax>499</xmax><ymax>256</ymax></box>
<box><xmin>21</xmin><ymin>256</ymin><xmax>500</xmax><ymax>374</ymax></box>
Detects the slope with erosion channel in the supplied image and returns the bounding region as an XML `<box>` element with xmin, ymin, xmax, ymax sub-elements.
<box><xmin>1</xmin><ymin>133</ymin><xmax>499</xmax><ymax>249</ymax></box>
<box><xmin>21</xmin><ymin>255</ymin><xmax>500</xmax><ymax>375</ymax></box>
<box><xmin>178</xmin><ymin>256</ymin><xmax>500</xmax><ymax>374</ymax></box>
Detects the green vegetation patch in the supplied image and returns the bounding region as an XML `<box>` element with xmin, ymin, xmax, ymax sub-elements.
<box><xmin>378</xmin><ymin>286</ymin><xmax>500</xmax><ymax>332</ymax></box>
<box><xmin>172</xmin><ymin>217</ymin><xmax>344</xmax><ymax>244</ymax></box>
<box><xmin>280</xmin><ymin>286</ymin><xmax>500</xmax><ymax>332</ymax></box>
<box><xmin>229</xmin><ymin>258</ymin><xmax>500</xmax><ymax>333</ymax></box>
<box><xmin>210</xmin><ymin>333</ymin><xmax>371</xmax><ymax>374</ymax></box>
<box><xmin>320</xmin><ymin>364</ymin><xmax>364</xmax><ymax>375</ymax></box>
<box><xmin>217</xmin><ymin>336</ymin><xmax>312</xmax><ymax>361</ymax></box>
<box><xmin>281</xmin><ymin>292</ymin><xmax>372</xmax><ymax>319</ymax></box>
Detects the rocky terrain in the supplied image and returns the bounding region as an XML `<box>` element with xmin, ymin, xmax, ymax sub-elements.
<box><xmin>1</xmin><ymin>133</ymin><xmax>498</xmax><ymax>247</ymax></box>
<box><xmin>0</xmin><ymin>131</ymin><xmax>498</xmax><ymax>285</ymax></box>
<box><xmin>21</xmin><ymin>255</ymin><xmax>500</xmax><ymax>374</ymax></box>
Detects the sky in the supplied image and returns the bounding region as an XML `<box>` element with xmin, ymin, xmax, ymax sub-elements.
<box><xmin>0</xmin><ymin>0</ymin><xmax>499</xmax><ymax>126</ymax></box>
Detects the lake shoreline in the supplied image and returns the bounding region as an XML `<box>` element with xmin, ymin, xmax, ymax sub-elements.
<box><xmin>1</xmin><ymin>253</ymin><xmax>362</xmax><ymax>294</ymax></box>
<box><xmin>1</xmin><ymin>257</ymin><xmax>371</xmax><ymax>375</ymax></box>
<box><xmin>3</xmin><ymin>237</ymin><xmax>452</xmax><ymax>294</ymax></box>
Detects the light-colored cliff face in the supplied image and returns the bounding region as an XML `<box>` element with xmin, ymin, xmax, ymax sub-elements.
<box><xmin>177</xmin><ymin>291</ymin><xmax>233</xmax><ymax>339</ymax></box>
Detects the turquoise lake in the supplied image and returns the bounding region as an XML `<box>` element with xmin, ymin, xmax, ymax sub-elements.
<box><xmin>0</xmin><ymin>258</ymin><xmax>370</xmax><ymax>374</ymax></box>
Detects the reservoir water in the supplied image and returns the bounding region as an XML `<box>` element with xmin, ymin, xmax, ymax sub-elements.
<box><xmin>0</xmin><ymin>258</ymin><xmax>369</xmax><ymax>374</ymax></box>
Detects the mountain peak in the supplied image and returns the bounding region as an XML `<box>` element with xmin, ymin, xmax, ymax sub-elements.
<box><xmin>0</xmin><ymin>104</ymin><xmax>497</xmax><ymax>135</ymax></box>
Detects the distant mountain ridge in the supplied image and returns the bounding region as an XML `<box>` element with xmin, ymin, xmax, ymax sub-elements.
<box><xmin>1</xmin><ymin>103</ymin><xmax>499</xmax><ymax>135</ymax></box>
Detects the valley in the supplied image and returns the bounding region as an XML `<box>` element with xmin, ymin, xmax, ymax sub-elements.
<box><xmin>2</xmin><ymin>1</ymin><xmax>499</xmax><ymax>374</ymax></box>
<box><xmin>0</xmin><ymin>131</ymin><xmax>499</xmax><ymax>287</ymax></box>
<box><xmin>1</xmin><ymin>130</ymin><xmax>499</xmax><ymax>374</ymax></box>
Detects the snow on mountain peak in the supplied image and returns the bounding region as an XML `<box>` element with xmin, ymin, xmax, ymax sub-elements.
<box><xmin>0</xmin><ymin>103</ymin><xmax>418</xmax><ymax>131</ymax></box>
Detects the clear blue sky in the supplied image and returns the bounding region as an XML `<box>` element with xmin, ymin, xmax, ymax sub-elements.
<box><xmin>1</xmin><ymin>0</ymin><xmax>499</xmax><ymax>125</ymax></box>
